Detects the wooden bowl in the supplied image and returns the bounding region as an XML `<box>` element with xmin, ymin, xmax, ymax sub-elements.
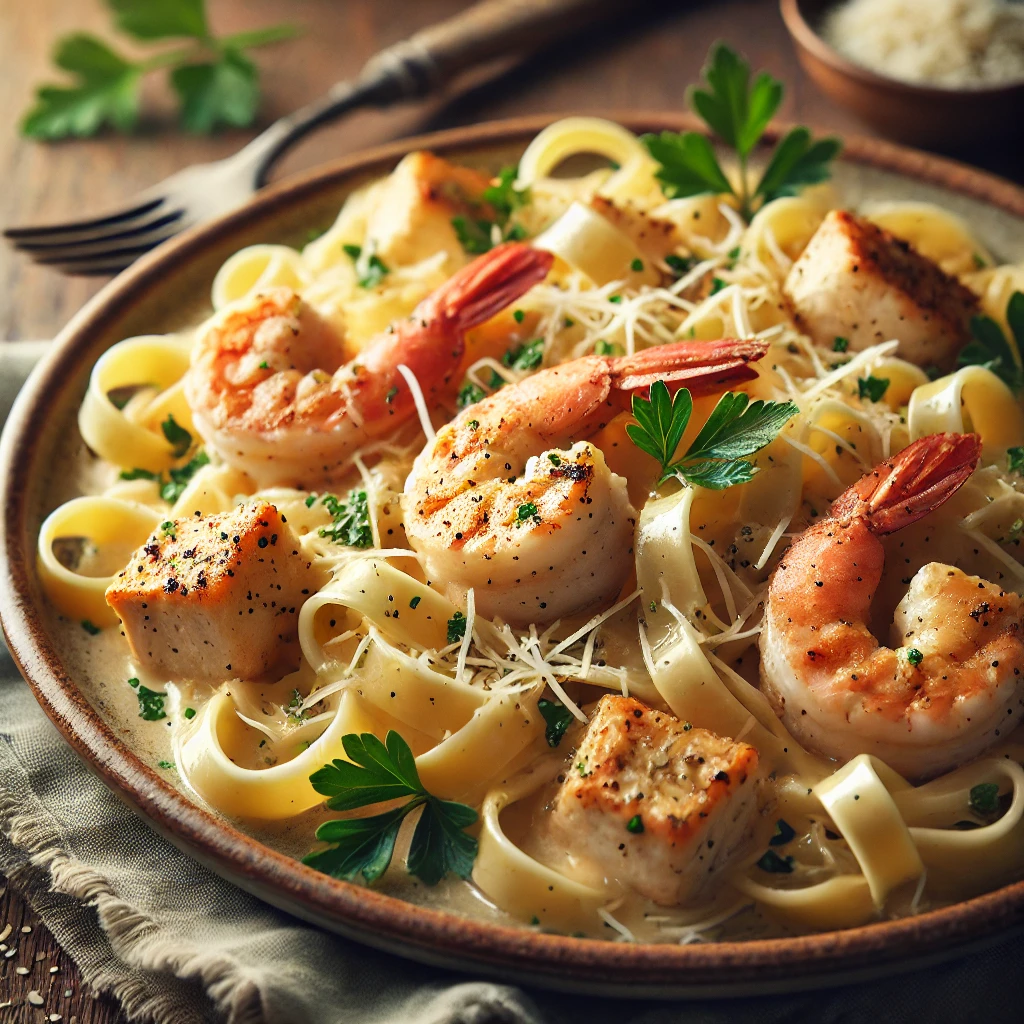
<box><xmin>781</xmin><ymin>0</ymin><xmax>1024</xmax><ymax>149</ymax></box>
<box><xmin>2</xmin><ymin>114</ymin><xmax>1024</xmax><ymax>997</ymax></box>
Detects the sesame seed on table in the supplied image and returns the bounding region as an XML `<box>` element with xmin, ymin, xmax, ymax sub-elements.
<box><xmin>0</xmin><ymin>1</ymin><xmax>1021</xmax><ymax>1022</ymax></box>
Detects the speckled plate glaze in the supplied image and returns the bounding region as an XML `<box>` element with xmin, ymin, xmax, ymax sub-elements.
<box><xmin>3</xmin><ymin>115</ymin><xmax>1024</xmax><ymax>998</ymax></box>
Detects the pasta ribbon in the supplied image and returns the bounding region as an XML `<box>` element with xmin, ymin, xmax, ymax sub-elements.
<box><xmin>741</xmin><ymin>196</ymin><xmax>827</xmax><ymax>279</ymax></box>
<box><xmin>533</xmin><ymin>202</ymin><xmax>657</xmax><ymax>287</ymax></box>
<box><xmin>78</xmin><ymin>335</ymin><xmax>193</xmax><ymax>473</ymax></box>
<box><xmin>732</xmin><ymin>874</ymin><xmax>876</xmax><ymax>932</ymax></box>
<box><xmin>37</xmin><ymin>496</ymin><xmax>162</xmax><ymax>625</ymax></box>
<box><xmin>473</xmin><ymin>757</ymin><xmax>612</xmax><ymax>932</ymax></box>
<box><xmin>211</xmin><ymin>244</ymin><xmax>311</xmax><ymax>310</ymax></box>
<box><xmin>862</xmin><ymin>201</ymin><xmax>991</xmax><ymax>279</ymax></box>
<box><xmin>814</xmin><ymin>754</ymin><xmax>924</xmax><ymax>908</ymax></box>
<box><xmin>908</xmin><ymin>366</ymin><xmax>1024</xmax><ymax>452</ymax></box>
<box><xmin>515</xmin><ymin>116</ymin><xmax>653</xmax><ymax>200</ymax></box>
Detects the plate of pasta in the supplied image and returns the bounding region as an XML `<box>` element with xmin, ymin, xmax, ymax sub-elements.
<box><xmin>4</xmin><ymin>50</ymin><xmax>1024</xmax><ymax>995</ymax></box>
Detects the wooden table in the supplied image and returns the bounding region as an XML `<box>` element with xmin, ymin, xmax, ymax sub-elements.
<box><xmin>0</xmin><ymin>0</ymin><xmax>1020</xmax><ymax>1020</ymax></box>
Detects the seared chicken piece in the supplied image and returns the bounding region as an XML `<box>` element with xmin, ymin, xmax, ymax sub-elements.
<box><xmin>106</xmin><ymin>500</ymin><xmax>323</xmax><ymax>683</ymax></box>
<box><xmin>589</xmin><ymin>195</ymin><xmax>681</xmax><ymax>267</ymax></box>
<box><xmin>364</xmin><ymin>151</ymin><xmax>492</xmax><ymax>270</ymax></box>
<box><xmin>552</xmin><ymin>695</ymin><xmax>762</xmax><ymax>906</ymax></box>
<box><xmin>784</xmin><ymin>210</ymin><xmax>977</xmax><ymax>368</ymax></box>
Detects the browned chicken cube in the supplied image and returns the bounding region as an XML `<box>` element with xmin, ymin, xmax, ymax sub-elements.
<box><xmin>784</xmin><ymin>210</ymin><xmax>977</xmax><ymax>369</ymax></box>
<box><xmin>552</xmin><ymin>695</ymin><xmax>762</xmax><ymax>906</ymax></box>
<box><xmin>106</xmin><ymin>500</ymin><xmax>323</xmax><ymax>682</ymax></box>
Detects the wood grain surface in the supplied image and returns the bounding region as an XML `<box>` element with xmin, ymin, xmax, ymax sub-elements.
<box><xmin>0</xmin><ymin>0</ymin><xmax>1021</xmax><ymax>1021</ymax></box>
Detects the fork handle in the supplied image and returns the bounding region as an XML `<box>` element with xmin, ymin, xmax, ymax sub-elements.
<box><xmin>246</xmin><ymin>0</ymin><xmax>625</xmax><ymax>184</ymax></box>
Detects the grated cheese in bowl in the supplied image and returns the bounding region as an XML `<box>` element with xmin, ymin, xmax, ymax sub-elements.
<box><xmin>822</xmin><ymin>0</ymin><xmax>1024</xmax><ymax>89</ymax></box>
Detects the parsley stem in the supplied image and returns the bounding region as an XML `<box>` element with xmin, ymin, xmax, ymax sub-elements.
<box><xmin>221</xmin><ymin>24</ymin><xmax>301</xmax><ymax>50</ymax></box>
<box><xmin>737</xmin><ymin>151</ymin><xmax>751</xmax><ymax>221</ymax></box>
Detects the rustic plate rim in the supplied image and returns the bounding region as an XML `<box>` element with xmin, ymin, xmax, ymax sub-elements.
<box><xmin>3</xmin><ymin>112</ymin><xmax>1024</xmax><ymax>994</ymax></box>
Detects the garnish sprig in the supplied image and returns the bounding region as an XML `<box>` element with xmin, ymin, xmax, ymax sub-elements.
<box><xmin>626</xmin><ymin>381</ymin><xmax>798</xmax><ymax>490</ymax></box>
<box><xmin>957</xmin><ymin>290</ymin><xmax>1024</xmax><ymax>392</ymax></box>
<box><xmin>304</xmin><ymin>731</ymin><xmax>478</xmax><ymax>886</ymax></box>
<box><xmin>22</xmin><ymin>0</ymin><xmax>298</xmax><ymax>139</ymax></box>
<box><xmin>640</xmin><ymin>43</ymin><xmax>841</xmax><ymax>221</ymax></box>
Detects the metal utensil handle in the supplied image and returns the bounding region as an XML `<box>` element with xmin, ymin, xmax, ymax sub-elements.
<box><xmin>247</xmin><ymin>0</ymin><xmax>622</xmax><ymax>183</ymax></box>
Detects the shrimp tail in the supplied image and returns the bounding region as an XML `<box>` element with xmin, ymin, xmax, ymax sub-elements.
<box><xmin>609</xmin><ymin>338</ymin><xmax>769</xmax><ymax>397</ymax></box>
<box><xmin>829</xmin><ymin>431</ymin><xmax>981</xmax><ymax>535</ymax></box>
<box><xmin>417</xmin><ymin>242</ymin><xmax>554</xmax><ymax>332</ymax></box>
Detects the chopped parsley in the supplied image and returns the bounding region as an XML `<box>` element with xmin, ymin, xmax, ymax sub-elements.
<box><xmin>80</xmin><ymin>619</ymin><xmax>101</xmax><ymax>635</ymax></box>
<box><xmin>318</xmin><ymin>490</ymin><xmax>372</xmax><ymax>548</ymax></box>
<box><xmin>446</xmin><ymin>611</ymin><xmax>467</xmax><ymax>645</ymax></box>
<box><xmin>385</xmin><ymin>385</ymin><xmax>398</xmax><ymax>404</ymax></box>
<box><xmin>136</xmin><ymin>684</ymin><xmax>167</xmax><ymax>721</ymax></box>
<box><xmin>160</xmin><ymin>521</ymin><xmax>177</xmax><ymax>539</ymax></box>
<box><xmin>969</xmin><ymin>782</ymin><xmax>1000</xmax><ymax>816</ymax></box>
<box><xmin>452</xmin><ymin>165</ymin><xmax>529</xmax><ymax>254</ymax></box>
<box><xmin>664</xmin><ymin>253</ymin><xmax>696</xmax><ymax>277</ymax></box>
<box><xmin>161</xmin><ymin>449</ymin><xmax>210</xmax><ymax>503</ymax></box>
<box><xmin>709</xmin><ymin>277</ymin><xmax>727</xmax><ymax>295</ymax></box>
<box><xmin>513</xmin><ymin>309</ymin><xmax>525</xmax><ymax>324</ymax></box>
<box><xmin>286</xmin><ymin>688</ymin><xmax>308</xmax><ymax>724</ymax></box>
<box><xmin>457</xmin><ymin>380</ymin><xmax>486</xmax><ymax>409</ymax></box>
<box><xmin>537</xmin><ymin>698</ymin><xmax>573</xmax><ymax>747</ymax></box>
<box><xmin>515</xmin><ymin>501</ymin><xmax>540</xmax><ymax>526</ymax></box>
<box><xmin>757</xmin><ymin>849</ymin><xmax>794</xmax><ymax>873</ymax></box>
<box><xmin>304</xmin><ymin>730</ymin><xmax>477</xmax><ymax>885</ymax></box>
<box><xmin>769</xmin><ymin>819</ymin><xmax>796</xmax><ymax>846</ymax></box>
<box><xmin>157</xmin><ymin>760</ymin><xmax>176</xmax><ymax>770</ymax></box>
<box><xmin>625</xmin><ymin>814</ymin><xmax>644</xmax><ymax>834</ymax></box>
<box><xmin>342</xmin><ymin>243</ymin><xmax>389</xmax><ymax>289</ymax></box>
<box><xmin>183</xmin><ymin>707</ymin><xmax>196</xmax><ymax>720</ymax></box>
<box><xmin>119</xmin><ymin>467</ymin><xmax>159</xmax><ymax>481</ymax></box>
<box><xmin>409</xmin><ymin>596</ymin><xmax>421</xmax><ymax>610</ymax></box>
<box><xmin>594</xmin><ymin>339</ymin><xmax>621</xmax><ymax>356</ymax></box>
<box><xmin>630</xmin><ymin>257</ymin><xmax>644</xmax><ymax>272</ymax></box>
<box><xmin>502</xmin><ymin>337</ymin><xmax>544</xmax><ymax>372</ymax></box>
<box><xmin>1007</xmin><ymin>446</ymin><xmax>1024</xmax><ymax>476</ymax></box>
<box><xmin>833</xmin><ymin>336</ymin><xmax>849</xmax><ymax>353</ymax></box>
<box><xmin>857</xmin><ymin>376</ymin><xmax>890</xmax><ymax>403</ymax></box>
<box><xmin>905</xmin><ymin>647</ymin><xmax>923</xmax><ymax>666</ymax></box>
<box><xmin>161</xmin><ymin>414</ymin><xmax>193</xmax><ymax>458</ymax></box>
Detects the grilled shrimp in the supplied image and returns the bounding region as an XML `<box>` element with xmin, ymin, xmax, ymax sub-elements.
<box><xmin>185</xmin><ymin>243</ymin><xmax>553</xmax><ymax>488</ymax></box>
<box><xmin>402</xmin><ymin>338</ymin><xmax>768</xmax><ymax>625</ymax></box>
<box><xmin>761</xmin><ymin>432</ymin><xmax>1024</xmax><ymax>780</ymax></box>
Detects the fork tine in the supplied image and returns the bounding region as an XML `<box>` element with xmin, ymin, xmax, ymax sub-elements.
<box><xmin>26</xmin><ymin>227</ymin><xmax>182</xmax><ymax>276</ymax></box>
<box><xmin>11</xmin><ymin>209</ymin><xmax>185</xmax><ymax>254</ymax></box>
<box><xmin>3</xmin><ymin>196</ymin><xmax>166</xmax><ymax>241</ymax></box>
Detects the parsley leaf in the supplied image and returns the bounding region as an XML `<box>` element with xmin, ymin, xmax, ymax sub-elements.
<box><xmin>22</xmin><ymin>1</ymin><xmax>297</xmax><ymax>140</ymax></box>
<box><xmin>628</xmin><ymin>382</ymin><xmax>797</xmax><ymax>489</ymax></box>
<box><xmin>171</xmin><ymin>48</ymin><xmax>258</xmax><ymax>134</ymax></box>
<box><xmin>318</xmin><ymin>490</ymin><xmax>372</xmax><ymax>548</ymax></box>
<box><xmin>640</xmin><ymin>43</ymin><xmax>840</xmax><ymax>219</ymax></box>
<box><xmin>119</xmin><ymin>467</ymin><xmax>160</xmax><ymax>481</ymax></box>
<box><xmin>639</xmin><ymin>130</ymin><xmax>732</xmax><ymax>200</ymax></box>
<box><xmin>304</xmin><ymin>731</ymin><xmax>478</xmax><ymax>885</ymax></box>
<box><xmin>1007</xmin><ymin>447</ymin><xmax>1024</xmax><ymax>475</ymax></box>
<box><xmin>688</xmin><ymin>43</ymin><xmax>782</xmax><ymax>157</ymax></box>
<box><xmin>957</xmin><ymin>292</ymin><xmax>1024</xmax><ymax>391</ymax></box>
<box><xmin>626</xmin><ymin>379</ymin><xmax>692</xmax><ymax>471</ymax></box>
<box><xmin>109</xmin><ymin>0</ymin><xmax>208</xmax><ymax>40</ymax></box>
<box><xmin>755</xmin><ymin>127</ymin><xmax>842</xmax><ymax>204</ymax></box>
<box><xmin>537</xmin><ymin>698</ymin><xmax>573</xmax><ymax>748</ymax></box>
<box><xmin>482</xmin><ymin>166</ymin><xmax>529</xmax><ymax>222</ymax></box>
<box><xmin>22</xmin><ymin>34</ymin><xmax>141</xmax><ymax>140</ymax></box>
<box><xmin>161</xmin><ymin>414</ymin><xmax>193</xmax><ymax>458</ymax></box>
<box><xmin>857</xmin><ymin>376</ymin><xmax>890</xmax><ymax>403</ymax></box>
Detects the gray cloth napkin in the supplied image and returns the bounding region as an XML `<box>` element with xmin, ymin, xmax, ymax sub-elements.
<box><xmin>1</xmin><ymin>344</ymin><xmax>1021</xmax><ymax>1024</ymax></box>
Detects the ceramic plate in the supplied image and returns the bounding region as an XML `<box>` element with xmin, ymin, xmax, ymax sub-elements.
<box><xmin>3</xmin><ymin>115</ymin><xmax>1024</xmax><ymax>997</ymax></box>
